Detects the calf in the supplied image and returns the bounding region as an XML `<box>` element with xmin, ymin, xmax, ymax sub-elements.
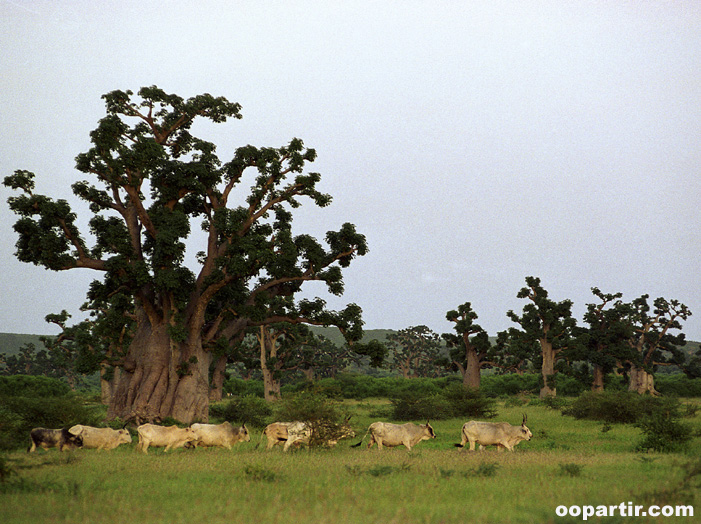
<box><xmin>28</xmin><ymin>427</ymin><xmax>83</xmax><ymax>452</ymax></box>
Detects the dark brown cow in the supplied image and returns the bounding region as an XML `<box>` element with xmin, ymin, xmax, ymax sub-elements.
<box><xmin>28</xmin><ymin>428</ymin><xmax>83</xmax><ymax>452</ymax></box>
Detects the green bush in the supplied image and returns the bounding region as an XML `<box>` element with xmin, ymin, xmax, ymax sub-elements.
<box><xmin>272</xmin><ymin>392</ymin><xmax>355</xmax><ymax>447</ymax></box>
<box><xmin>209</xmin><ymin>395</ymin><xmax>272</xmax><ymax>428</ymax></box>
<box><xmin>656</xmin><ymin>375</ymin><xmax>701</xmax><ymax>397</ymax></box>
<box><xmin>223</xmin><ymin>378</ymin><xmax>264</xmax><ymax>398</ymax></box>
<box><xmin>390</xmin><ymin>393</ymin><xmax>452</xmax><ymax>421</ymax></box>
<box><xmin>480</xmin><ymin>374</ymin><xmax>540</xmax><ymax>397</ymax></box>
<box><xmin>390</xmin><ymin>384</ymin><xmax>496</xmax><ymax>421</ymax></box>
<box><xmin>635</xmin><ymin>411</ymin><xmax>693</xmax><ymax>453</ymax></box>
<box><xmin>0</xmin><ymin>375</ymin><xmax>70</xmax><ymax>397</ymax></box>
<box><xmin>562</xmin><ymin>391</ymin><xmax>686</xmax><ymax>424</ymax></box>
<box><xmin>441</xmin><ymin>383</ymin><xmax>497</xmax><ymax>419</ymax></box>
<box><xmin>0</xmin><ymin>396</ymin><xmax>103</xmax><ymax>451</ymax></box>
<box><xmin>273</xmin><ymin>391</ymin><xmax>347</xmax><ymax>423</ymax></box>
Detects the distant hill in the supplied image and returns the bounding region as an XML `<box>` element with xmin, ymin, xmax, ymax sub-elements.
<box><xmin>0</xmin><ymin>333</ymin><xmax>49</xmax><ymax>356</ymax></box>
<box><xmin>308</xmin><ymin>326</ymin><xmax>395</xmax><ymax>346</ymax></box>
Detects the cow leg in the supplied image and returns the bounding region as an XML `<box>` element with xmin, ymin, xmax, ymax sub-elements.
<box><xmin>375</xmin><ymin>438</ymin><xmax>383</xmax><ymax>451</ymax></box>
<box><xmin>468</xmin><ymin>439</ymin><xmax>476</xmax><ymax>451</ymax></box>
<box><xmin>28</xmin><ymin>438</ymin><xmax>37</xmax><ymax>453</ymax></box>
<box><xmin>367</xmin><ymin>435</ymin><xmax>375</xmax><ymax>449</ymax></box>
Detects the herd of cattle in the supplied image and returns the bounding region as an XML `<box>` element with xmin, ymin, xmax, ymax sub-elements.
<box><xmin>27</xmin><ymin>415</ymin><xmax>532</xmax><ymax>454</ymax></box>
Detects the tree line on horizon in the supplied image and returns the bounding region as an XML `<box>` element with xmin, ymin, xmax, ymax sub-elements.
<box><xmin>2</xmin><ymin>86</ymin><xmax>698</xmax><ymax>423</ymax></box>
<box><xmin>2</xmin><ymin>275</ymin><xmax>698</xmax><ymax>403</ymax></box>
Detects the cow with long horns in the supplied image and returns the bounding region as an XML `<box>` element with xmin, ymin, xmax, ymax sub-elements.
<box><xmin>455</xmin><ymin>414</ymin><xmax>532</xmax><ymax>452</ymax></box>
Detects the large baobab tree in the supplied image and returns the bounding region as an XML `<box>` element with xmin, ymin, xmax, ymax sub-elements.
<box><xmin>4</xmin><ymin>86</ymin><xmax>369</xmax><ymax>423</ymax></box>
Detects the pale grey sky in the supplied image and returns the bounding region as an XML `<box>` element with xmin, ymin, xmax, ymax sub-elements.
<box><xmin>1</xmin><ymin>1</ymin><xmax>699</xmax><ymax>341</ymax></box>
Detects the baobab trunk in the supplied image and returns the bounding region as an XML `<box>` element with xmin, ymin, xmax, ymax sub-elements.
<box><xmin>463</xmin><ymin>347</ymin><xmax>481</xmax><ymax>389</ymax></box>
<box><xmin>259</xmin><ymin>327</ymin><xmax>281</xmax><ymax>402</ymax></box>
<box><xmin>591</xmin><ymin>365</ymin><xmax>605</xmax><ymax>393</ymax></box>
<box><xmin>107</xmin><ymin>314</ymin><xmax>211</xmax><ymax>424</ymax></box>
<box><xmin>628</xmin><ymin>365</ymin><xmax>658</xmax><ymax>395</ymax></box>
<box><xmin>100</xmin><ymin>364</ymin><xmax>120</xmax><ymax>406</ymax></box>
<box><xmin>540</xmin><ymin>338</ymin><xmax>557</xmax><ymax>398</ymax></box>
<box><xmin>209</xmin><ymin>355</ymin><xmax>227</xmax><ymax>402</ymax></box>
<box><xmin>262</xmin><ymin>366</ymin><xmax>281</xmax><ymax>402</ymax></box>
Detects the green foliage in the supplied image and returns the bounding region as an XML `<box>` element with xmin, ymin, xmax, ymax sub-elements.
<box><xmin>0</xmin><ymin>396</ymin><xmax>103</xmax><ymax>450</ymax></box>
<box><xmin>390</xmin><ymin>384</ymin><xmax>496</xmax><ymax>421</ymax></box>
<box><xmin>0</xmin><ymin>455</ymin><xmax>16</xmax><ymax>482</ymax></box>
<box><xmin>472</xmin><ymin>461</ymin><xmax>500</xmax><ymax>477</ymax></box>
<box><xmin>223</xmin><ymin>378</ymin><xmax>265</xmax><ymax>398</ymax></box>
<box><xmin>558</xmin><ymin>463</ymin><xmax>585</xmax><ymax>477</ymax></box>
<box><xmin>209</xmin><ymin>395</ymin><xmax>272</xmax><ymax>428</ymax></box>
<box><xmin>0</xmin><ymin>375</ymin><xmax>70</xmax><ymax>397</ymax></box>
<box><xmin>242</xmin><ymin>464</ymin><xmax>282</xmax><ymax>482</ymax></box>
<box><xmin>479</xmin><ymin>373</ymin><xmax>540</xmax><ymax>397</ymax></box>
<box><xmin>272</xmin><ymin>391</ymin><xmax>354</xmax><ymax>447</ymax></box>
<box><xmin>562</xmin><ymin>390</ymin><xmax>686</xmax><ymax>425</ymax></box>
<box><xmin>273</xmin><ymin>391</ymin><xmax>346</xmax><ymax>423</ymax></box>
<box><xmin>656</xmin><ymin>375</ymin><xmax>701</xmax><ymax>397</ymax></box>
<box><xmin>635</xmin><ymin>410</ymin><xmax>693</xmax><ymax>453</ymax></box>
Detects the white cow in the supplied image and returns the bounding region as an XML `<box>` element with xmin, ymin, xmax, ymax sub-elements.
<box><xmin>456</xmin><ymin>414</ymin><xmax>532</xmax><ymax>452</ymax></box>
<box><xmin>190</xmin><ymin>422</ymin><xmax>250</xmax><ymax>449</ymax></box>
<box><xmin>136</xmin><ymin>424</ymin><xmax>197</xmax><ymax>454</ymax></box>
<box><xmin>354</xmin><ymin>421</ymin><xmax>436</xmax><ymax>451</ymax></box>
<box><xmin>68</xmin><ymin>425</ymin><xmax>132</xmax><ymax>450</ymax></box>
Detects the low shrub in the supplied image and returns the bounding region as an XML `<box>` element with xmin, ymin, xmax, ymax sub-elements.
<box><xmin>390</xmin><ymin>384</ymin><xmax>496</xmax><ymax>421</ymax></box>
<box><xmin>480</xmin><ymin>374</ymin><xmax>540</xmax><ymax>397</ymax></box>
<box><xmin>209</xmin><ymin>395</ymin><xmax>272</xmax><ymax>428</ymax></box>
<box><xmin>0</xmin><ymin>375</ymin><xmax>70</xmax><ymax>397</ymax></box>
<box><xmin>0</xmin><ymin>396</ymin><xmax>103</xmax><ymax>451</ymax></box>
<box><xmin>562</xmin><ymin>391</ymin><xmax>686</xmax><ymax>425</ymax></box>
<box><xmin>656</xmin><ymin>375</ymin><xmax>701</xmax><ymax>397</ymax></box>
<box><xmin>635</xmin><ymin>411</ymin><xmax>693</xmax><ymax>453</ymax></box>
<box><xmin>441</xmin><ymin>383</ymin><xmax>497</xmax><ymax>419</ymax></box>
<box><xmin>222</xmin><ymin>378</ymin><xmax>265</xmax><ymax>398</ymax></box>
<box><xmin>558</xmin><ymin>463</ymin><xmax>584</xmax><ymax>477</ymax></box>
<box><xmin>390</xmin><ymin>393</ymin><xmax>452</xmax><ymax>421</ymax></box>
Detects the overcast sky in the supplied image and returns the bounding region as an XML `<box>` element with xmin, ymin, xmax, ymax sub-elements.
<box><xmin>1</xmin><ymin>1</ymin><xmax>699</xmax><ymax>342</ymax></box>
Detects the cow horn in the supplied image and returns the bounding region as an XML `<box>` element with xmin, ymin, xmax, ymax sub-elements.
<box><xmin>522</xmin><ymin>413</ymin><xmax>527</xmax><ymax>426</ymax></box>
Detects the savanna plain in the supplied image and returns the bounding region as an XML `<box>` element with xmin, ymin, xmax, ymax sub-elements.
<box><xmin>1</xmin><ymin>401</ymin><xmax>699</xmax><ymax>524</ymax></box>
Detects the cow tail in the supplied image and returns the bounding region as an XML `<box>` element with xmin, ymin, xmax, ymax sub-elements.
<box><xmin>351</xmin><ymin>428</ymin><xmax>370</xmax><ymax>448</ymax></box>
<box><xmin>255</xmin><ymin>427</ymin><xmax>267</xmax><ymax>449</ymax></box>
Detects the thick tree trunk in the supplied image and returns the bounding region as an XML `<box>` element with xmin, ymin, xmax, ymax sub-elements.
<box><xmin>107</xmin><ymin>315</ymin><xmax>210</xmax><ymax>424</ymax></box>
<box><xmin>262</xmin><ymin>366</ymin><xmax>281</xmax><ymax>402</ymax></box>
<box><xmin>259</xmin><ymin>327</ymin><xmax>281</xmax><ymax>402</ymax></box>
<box><xmin>540</xmin><ymin>338</ymin><xmax>557</xmax><ymax>398</ymax></box>
<box><xmin>463</xmin><ymin>347</ymin><xmax>481</xmax><ymax>389</ymax></box>
<box><xmin>628</xmin><ymin>365</ymin><xmax>658</xmax><ymax>395</ymax></box>
<box><xmin>591</xmin><ymin>365</ymin><xmax>605</xmax><ymax>393</ymax></box>
<box><xmin>209</xmin><ymin>355</ymin><xmax>227</xmax><ymax>402</ymax></box>
<box><xmin>100</xmin><ymin>364</ymin><xmax>120</xmax><ymax>406</ymax></box>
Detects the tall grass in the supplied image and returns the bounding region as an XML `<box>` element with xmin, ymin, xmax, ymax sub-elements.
<box><xmin>1</xmin><ymin>401</ymin><xmax>699</xmax><ymax>524</ymax></box>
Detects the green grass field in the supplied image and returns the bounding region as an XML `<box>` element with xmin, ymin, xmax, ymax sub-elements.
<box><xmin>1</xmin><ymin>401</ymin><xmax>699</xmax><ymax>524</ymax></box>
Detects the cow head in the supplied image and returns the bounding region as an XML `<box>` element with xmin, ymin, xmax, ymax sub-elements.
<box><xmin>521</xmin><ymin>414</ymin><xmax>532</xmax><ymax>441</ymax></box>
<box><xmin>62</xmin><ymin>428</ymin><xmax>84</xmax><ymax>449</ymax></box>
<box><xmin>117</xmin><ymin>429</ymin><xmax>133</xmax><ymax>444</ymax></box>
<box><xmin>240</xmin><ymin>424</ymin><xmax>251</xmax><ymax>442</ymax></box>
<box><xmin>424</xmin><ymin>421</ymin><xmax>436</xmax><ymax>439</ymax></box>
